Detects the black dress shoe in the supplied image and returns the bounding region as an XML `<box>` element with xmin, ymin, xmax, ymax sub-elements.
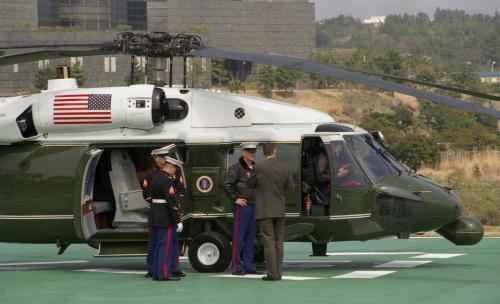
<box><xmin>166</xmin><ymin>276</ymin><xmax>181</xmax><ymax>281</ymax></box>
<box><xmin>232</xmin><ymin>271</ymin><xmax>245</xmax><ymax>276</ymax></box>
<box><xmin>246</xmin><ymin>270</ymin><xmax>263</xmax><ymax>275</ymax></box>
<box><xmin>154</xmin><ymin>276</ymin><xmax>181</xmax><ymax>281</ymax></box>
<box><xmin>262</xmin><ymin>276</ymin><xmax>280</xmax><ymax>281</ymax></box>
<box><xmin>144</xmin><ymin>272</ymin><xmax>152</xmax><ymax>278</ymax></box>
<box><xmin>172</xmin><ymin>271</ymin><xmax>186</xmax><ymax>277</ymax></box>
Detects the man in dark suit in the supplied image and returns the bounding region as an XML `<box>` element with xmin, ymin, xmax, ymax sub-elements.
<box><xmin>248</xmin><ymin>143</ymin><xmax>295</xmax><ymax>281</ymax></box>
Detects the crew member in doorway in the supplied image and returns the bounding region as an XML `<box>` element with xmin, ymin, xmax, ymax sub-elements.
<box><xmin>223</xmin><ymin>142</ymin><xmax>262</xmax><ymax>275</ymax></box>
<box><xmin>147</xmin><ymin>150</ymin><xmax>184</xmax><ymax>281</ymax></box>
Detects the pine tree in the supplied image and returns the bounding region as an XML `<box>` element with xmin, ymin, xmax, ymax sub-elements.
<box><xmin>257</xmin><ymin>65</ymin><xmax>275</xmax><ymax>98</ymax></box>
<box><xmin>33</xmin><ymin>67</ymin><xmax>55</xmax><ymax>91</ymax></box>
<box><xmin>71</xmin><ymin>61</ymin><xmax>86</xmax><ymax>87</ymax></box>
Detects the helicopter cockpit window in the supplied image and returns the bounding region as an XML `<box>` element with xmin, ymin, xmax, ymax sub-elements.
<box><xmin>329</xmin><ymin>141</ymin><xmax>367</xmax><ymax>188</ymax></box>
<box><xmin>344</xmin><ymin>135</ymin><xmax>395</xmax><ymax>181</ymax></box>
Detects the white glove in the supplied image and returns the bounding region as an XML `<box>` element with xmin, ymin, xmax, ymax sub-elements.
<box><xmin>176</xmin><ymin>222</ymin><xmax>183</xmax><ymax>233</ymax></box>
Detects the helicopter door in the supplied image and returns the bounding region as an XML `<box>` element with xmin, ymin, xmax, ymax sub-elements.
<box><xmin>80</xmin><ymin>148</ymin><xmax>106</xmax><ymax>240</ymax></box>
<box><xmin>328</xmin><ymin>140</ymin><xmax>373</xmax><ymax>217</ymax></box>
<box><xmin>300</xmin><ymin>136</ymin><xmax>331</xmax><ymax>217</ymax></box>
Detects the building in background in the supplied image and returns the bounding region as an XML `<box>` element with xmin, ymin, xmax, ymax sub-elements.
<box><xmin>476</xmin><ymin>71</ymin><xmax>500</xmax><ymax>84</ymax></box>
<box><xmin>0</xmin><ymin>0</ymin><xmax>315</xmax><ymax>95</ymax></box>
<box><xmin>362</xmin><ymin>16</ymin><xmax>386</xmax><ymax>27</ymax></box>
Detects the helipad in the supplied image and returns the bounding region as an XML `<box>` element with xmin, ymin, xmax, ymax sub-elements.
<box><xmin>1</xmin><ymin>238</ymin><xmax>499</xmax><ymax>304</ymax></box>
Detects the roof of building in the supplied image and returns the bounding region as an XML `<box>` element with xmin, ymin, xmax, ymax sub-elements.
<box><xmin>475</xmin><ymin>72</ymin><xmax>500</xmax><ymax>77</ymax></box>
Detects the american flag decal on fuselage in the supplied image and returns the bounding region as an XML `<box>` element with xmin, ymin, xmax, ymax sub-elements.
<box><xmin>53</xmin><ymin>94</ymin><xmax>112</xmax><ymax>125</ymax></box>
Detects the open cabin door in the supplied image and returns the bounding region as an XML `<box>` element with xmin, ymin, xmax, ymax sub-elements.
<box><xmin>79</xmin><ymin>148</ymin><xmax>105</xmax><ymax>240</ymax></box>
<box><xmin>300</xmin><ymin>135</ymin><xmax>374</xmax><ymax>219</ymax></box>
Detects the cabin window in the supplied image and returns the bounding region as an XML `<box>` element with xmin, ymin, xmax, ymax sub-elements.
<box><xmin>329</xmin><ymin>141</ymin><xmax>368</xmax><ymax>188</ymax></box>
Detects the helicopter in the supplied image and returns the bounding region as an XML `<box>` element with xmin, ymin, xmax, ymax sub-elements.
<box><xmin>0</xmin><ymin>32</ymin><xmax>492</xmax><ymax>273</ymax></box>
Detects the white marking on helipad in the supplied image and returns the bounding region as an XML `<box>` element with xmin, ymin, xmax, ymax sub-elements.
<box><xmin>286</xmin><ymin>260</ymin><xmax>351</xmax><ymax>263</ymax></box>
<box><xmin>213</xmin><ymin>274</ymin><xmax>323</xmax><ymax>281</ymax></box>
<box><xmin>327</xmin><ymin>252</ymin><xmax>423</xmax><ymax>256</ymax></box>
<box><xmin>0</xmin><ymin>260</ymin><xmax>89</xmax><ymax>267</ymax></box>
<box><xmin>333</xmin><ymin>271</ymin><xmax>395</xmax><ymax>279</ymax></box>
<box><xmin>411</xmin><ymin>253</ymin><xmax>465</xmax><ymax>259</ymax></box>
<box><xmin>76</xmin><ymin>268</ymin><xmax>144</xmax><ymax>275</ymax></box>
<box><xmin>375</xmin><ymin>260</ymin><xmax>432</xmax><ymax>268</ymax></box>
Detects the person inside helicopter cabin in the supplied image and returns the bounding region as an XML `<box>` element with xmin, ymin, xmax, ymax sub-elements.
<box><xmin>223</xmin><ymin>142</ymin><xmax>262</xmax><ymax>276</ymax></box>
<box><xmin>313</xmin><ymin>143</ymin><xmax>361</xmax><ymax>200</ymax></box>
<box><xmin>142</xmin><ymin>149</ymin><xmax>185</xmax><ymax>281</ymax></box>
<box><xmin>330</xmin><ymin>142</ymin><xmax>363</xmax><ymax>188</ymax></box>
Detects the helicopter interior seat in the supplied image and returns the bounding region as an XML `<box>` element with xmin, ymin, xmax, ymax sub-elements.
<box><xmin>109</xmin><ymin>150</ymin><xmax>149</xmax><ymax>228</ymax></box>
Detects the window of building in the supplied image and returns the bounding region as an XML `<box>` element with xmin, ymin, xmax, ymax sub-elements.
<box><xmin>71</xmin><ymin>57</ymin><xmax>83</xmax><ymax>67</ymax></box>
<box><xmin>104</xmin><ymin>57</ymin><xmax>116</xmax><ymax>73</ymax></box>
<box><xmin>135</xmin><ymin>56</ymin><xmax>146</xmax><ymax>70</ymax></box>
<box><xmin>38</xmin><ymin>60</ymin><xmax>50</xmax><ymax>70</ymax></box>
<box><xmin>13</xmin><ymin>64</ymin><xmax>19</xmax><ymax>73</ymax></box>
<box><xmin>201</xmin><ymin>58</ymin><xmax>207</xmax><ymax>72</ymax></box>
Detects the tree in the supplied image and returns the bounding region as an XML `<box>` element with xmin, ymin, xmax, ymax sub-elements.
<box><xmin>33</xmin><ymin>67</ymin><xmax>55</xmax><ymax>91</ymax></box>
<box><xmin>257</xmin><ymin>65</ymin><xmax>275</xmax><ymax>98</ymax></box>
<box><xmin>275</xmin><ymin>67</ymin><xmax>297</xmax><ymax>95</ymax></box>
<box><xmin>71</xmin><ymin>61</ymin><xmax>86</xmax><ymax>87</ymax></box>
<box><xmin>210</xmin><ymin>59</ymin><xmax>230</xmax><ymax>86</ymax></box>
<box><xmin>392</xmin><ymin>135</ymin><xmax>440</xmax><ymax>170</ymax></box>
<box><xmin>124</xmin><ymin>60</ymin><xmax>146</xmax><ymax>85</ymax></box>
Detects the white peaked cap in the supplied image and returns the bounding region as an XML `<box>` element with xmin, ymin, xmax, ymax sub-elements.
<box><xmin>240</xmin><ymin>142</ymin><xmax>258</xmax><ymax>150</ymax></box>
<box><xmin>151</xmin><ymin>144</ymin><xmax>176</xmax><ymax>156</ymax></box>
<box><xmin>164</xmin><ymin>155</ymin><xmax>183</xmax><ymax>167</ymax></box>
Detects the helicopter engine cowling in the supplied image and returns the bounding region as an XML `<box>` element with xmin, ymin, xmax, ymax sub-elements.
<box><xmin>0</xmin><ymin>85</ymin><xmax>166</xmax><ymax>144</ymax></box>
<box><xmin>33</xmin><ymin>84</ymin><xmax>161</xmax><ymax>134</ymax></box>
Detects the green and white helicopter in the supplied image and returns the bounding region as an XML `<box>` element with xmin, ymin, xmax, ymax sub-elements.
<box><xmin>0</xmin><ymin>33</ymin><xmax>495</xmax><ymax>272</ymax></box>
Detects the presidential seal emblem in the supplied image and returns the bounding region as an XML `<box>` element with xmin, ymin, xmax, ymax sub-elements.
<box><xmin>196</xmin><ymin>176</ymin><xmax>213</xmax><ymax>193</ymax></box>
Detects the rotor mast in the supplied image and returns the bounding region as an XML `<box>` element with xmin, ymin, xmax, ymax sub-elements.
<box><xmin>115</xmin><ymin>32</ymin><xmax>202</xmax><ymax>88</ymax></box>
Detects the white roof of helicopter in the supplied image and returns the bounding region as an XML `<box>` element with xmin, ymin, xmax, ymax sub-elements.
<box><xmin>0</xmin><ymin>81</ymin><xmax>369</xmax><ymax>145</ymax></box>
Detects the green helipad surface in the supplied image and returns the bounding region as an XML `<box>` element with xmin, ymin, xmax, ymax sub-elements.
<box><xmin>1</xmin><ymin>238</ymin><xmax>499</xmax><ymax>304</ymax></box>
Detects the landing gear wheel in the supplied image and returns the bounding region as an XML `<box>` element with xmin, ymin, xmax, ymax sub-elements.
<box><xmin>311</xmin><ymin>243</ymin><xmax>328</xmax><ymax>256</ymax></box>
<box><xmin>188</xmin><ymin>231</ymin><xmax>231</xmax><ymax>273</ymax></box>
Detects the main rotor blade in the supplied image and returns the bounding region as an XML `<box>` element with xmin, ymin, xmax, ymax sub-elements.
<box><xmin>336</xmin><ymin>65</ymin><xmax>500</xmax><ymax>102</ymax></box>
<box><xmin>0</xmin><ymin>44</ymin><xmax>118</xmax><ymax>67</ymax></box>
<box><xmin>191</xmin><ymin>48</ymin><xmax>500</xmax><ymax>119</ymax></box>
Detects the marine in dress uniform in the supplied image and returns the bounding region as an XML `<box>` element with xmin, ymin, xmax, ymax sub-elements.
<box><xmin>143</xmin><ymin>149</ymin><xmax>185</xmax><ymax>278</ymax></box>
<box><xmin>223</xmin><ymin>142</ymin><xmax>262</xmax><ymax>275</ymax></box>
<box><xmin>146</xmin><ymin>150</ymin><xmax>184</xmax><ymax>281</ymax></box>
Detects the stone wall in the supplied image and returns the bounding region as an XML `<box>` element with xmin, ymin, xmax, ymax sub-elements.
<box><xmin>0</xmin><ymin>0</ymin><xmax>315</xmax><ymax>95</ymax></box>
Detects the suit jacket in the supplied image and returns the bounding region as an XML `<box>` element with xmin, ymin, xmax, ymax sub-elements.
<box><xmin>248</xmin><ymin>157</ymin><xmax>295</xmax><ymax>220</ymax></box>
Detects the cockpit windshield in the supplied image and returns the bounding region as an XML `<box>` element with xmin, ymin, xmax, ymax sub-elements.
<box><xmin>343</xmin><ymin>135</ymin><xmax>406</xmax><ymax>182</ymax></box>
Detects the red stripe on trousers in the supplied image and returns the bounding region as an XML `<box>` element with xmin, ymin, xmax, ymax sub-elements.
<box><xmin>232</xmin><ymin>205</ymin><xmax>240</xmax><ymax>273</ymax></box>
<box><xmin>164</xmin><ymin>227</ymin><xmax>172</xmax><ymax>279</ymax></box>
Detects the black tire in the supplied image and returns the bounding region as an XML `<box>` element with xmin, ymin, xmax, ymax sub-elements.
<box><xmin>311</xmin><ymin>243</ymin><xmax>328</xmax><ymax>256</ymax></box>
<box><xmin>188</xmin><ymin>231</ymin><xmax>231</xmax><ymax>273</ymax></box>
